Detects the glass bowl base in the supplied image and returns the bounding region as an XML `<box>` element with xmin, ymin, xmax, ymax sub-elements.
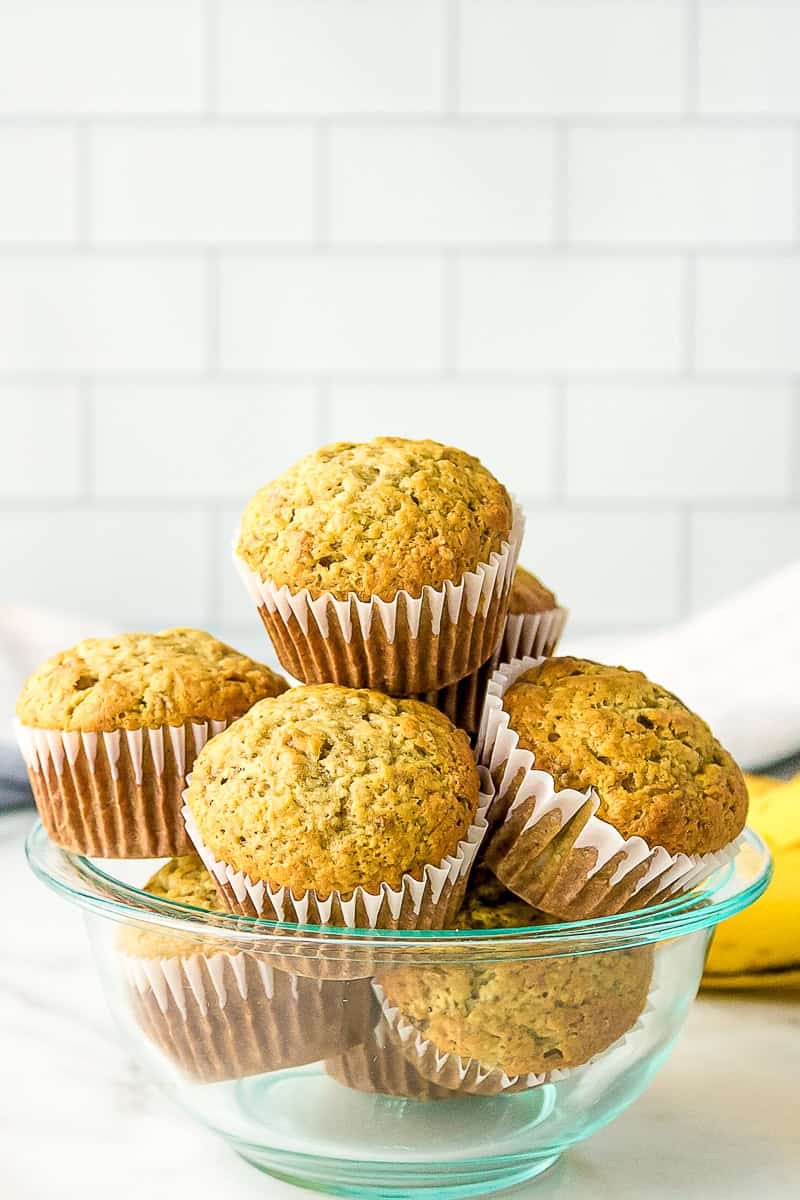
<box><xmin>222</xmin><ymin>1066</ymin><xmax>561</xmax><ymax>1197</ymax></box>
<box><xmin>237</xmin><ymin>1147</ymin><xmax>561</xmax><ymax>1200</ymax></box>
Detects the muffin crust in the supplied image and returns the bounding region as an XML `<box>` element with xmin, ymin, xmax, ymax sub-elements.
<box><xmin>237</xmin><ymin>438</ymin><xmax>513</xmax><ymax>601</ymax></box>
<box><xmin>119</xmin><ymin>854</ymin><xmax>224</xmax><ymax>959</ymax></box>
<box><xmin>502</xmin><ymin>657</ymin><xmax>747</xmax><ymax>856</ymax></box>
<box><xmin>379</xmin><ymin>872</ymin><xmax>652</xmax><ymax>1076</ymax></box>
<box><xmin>507</xmin><ymin>565</ymin><xmax>557</xmax><ymax>614</ymax></box>
<box><xmin>16</xmin><ymin>628</ymin><xmax>287</xmax><ymax>732</ymax></box>
<box><xmin>185</xmin><ymin>684</ymin><xmax>481</xmax><ymax>896</ymax></box>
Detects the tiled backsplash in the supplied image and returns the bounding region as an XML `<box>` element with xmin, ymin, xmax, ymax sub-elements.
<box><xmin>0</xmin><ymin>0</ymin><xmax>798</xmax><ymax>653</ymax></box>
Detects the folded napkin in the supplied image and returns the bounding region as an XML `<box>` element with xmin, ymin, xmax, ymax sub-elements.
<box><xmin>567</xmin><ymin>560</ymin><xmax>800</xmax><ymax>771</ymax></box>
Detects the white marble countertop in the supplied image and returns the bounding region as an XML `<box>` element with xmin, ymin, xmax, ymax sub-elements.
<box><xmin>2</xmin><ymin>809</ymin><xmax>798</xmax><ymax>1200</ymax></box>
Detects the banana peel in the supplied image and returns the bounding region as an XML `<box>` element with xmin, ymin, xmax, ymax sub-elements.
<box><xmin>702</xmin><ymin>772</ymin><xmax>800</xmax><ymax>991</ymax></box>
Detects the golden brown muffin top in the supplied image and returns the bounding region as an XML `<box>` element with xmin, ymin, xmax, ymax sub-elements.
<box><xmin>379</xmin><ymin>944</ymin><xmax>652</xmax><ymax>1077</ymax></box>
<box><xmin>119</xmin><ymin>854</ymin><xmax>224</xmax><ymax>959</ymax></box>
<box><xmin>237</xmin><ymin>438</ymin><xmax>514</xmax><ymax>601</ymax></box>
<box><xmin>507</xmin><ymin>564</ymin><xmax>557</xmax><ymax>614</ymax></box>
<box><xmin>502</xmin><ymin>657</ymin><xmax>747</xmax><ymax>856</ymax></box>
<box><xmin>185</xmin><ymin>684</ymin><xmax>481</xmax><ymax>896</ymax></box>
<box><xmin>16</xmin><ymin>628</ymin><xmax>288</xmax><ymax>732</ymax></box>
<box><xmin>454</xmin><ymin>866</ymin><xmax>540</xmax><ymax>930</ymax></box>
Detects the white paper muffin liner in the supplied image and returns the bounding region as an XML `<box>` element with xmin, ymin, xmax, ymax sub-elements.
<box><xmin>232</xmin><ymin>503</ymin><xmax>525</xmax><ymax>694</ymax></box>
<box><xmin>373</xmin><ymin>977</ymin><xmax>658</xmax><ymax>1098</ymax></box>
<box><xmin>182</xmin><ymin>768</ymin><xmax>494</xmax><ymax>916</ymax></box>
<box><xmin>120</xmin><ymin>949</ymin><xmax>372</xmax><ymax>1082</ymax></box>
<box><xmin>475</xmin><ymin>657</ymin><xmax>742</xmax><ymax>919</ymax></box>
<box><xmin>121</xmin><ymin>948</ymin><xmax>292</xmax><ymax>1017</ymax></box>
<box><xmin>15</xmin><ymin>716</ymin><xmax>228</xmax><ymax>858</ymax></box>
<box><xmin>325</xmin><ymin>1013</ymin><xmax>460</xmax><ymax>1102</ymax></box>
<box><xmin>500</xmin><ymin>606</ymin><xmax>569</xmax><ymax>663</ymax></box>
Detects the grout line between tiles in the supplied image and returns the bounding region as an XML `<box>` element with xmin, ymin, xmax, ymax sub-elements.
<box><xmin>683</xmin><ymin>254</ymin><xmax>696</xmax><ymax>376</ymax></box>
<box><xmin>686</xmin><ymin>0</ymin><xmax>699</xmax><ymax>118</ymax></box>
<box><xmin>552</xmin><ymin>382</ymin><xmax>568</xmax><ymax>500</ymax></box>
<box><xmin>79</xmin><ymin>379</ymin><xmax>94</xmax><ymax>500</ymax></box>
<box><xmin>3</xmin><ymin>369</ymin><xmax>800</xmax><ymax>387</ymax></box>
<box><xmin>445</xmin><ymin>0</ymin><xmax>460</xmax><ymax>116</ymax></box>
<box><xmin>205</xmin><ymin>507</ymin><xmax>222</xmax><ymax>628</ymax></box>
<box><xmin>75</xmin><ymin>123</ymin><xmax>91</xmax><ymax>246</ymax></box>
<box><xmin>313</xmin><ymin>123</ymin><xmax>329</xmax><ymax>248</ymax></box>
<box><xmin>2</xmin><ymin>113</ymin><xmax>800</xmax><ymax>128</ymax></box>
<box><xmin>442</xmin><ymin>251</ymin><xmax>459</xmax><ymax>375</ymax></box>
<box><xmin>0</xmin><ymin>243</ymin><xmax>798</xmax><ymax>259</ymax></box>
<box><xmin>679</xmin><ymin>506</ymin><xmax>693</xmax><ymax>618</ymax></box>
<box><xmin>205</xmin><ymin>0</ymin><xmax>218</xmax><ymax>117</ymax></box>
<box><xmin>206</xmin><ymin>251</ymin><xmax>220</xmax><ymax>372</ymax></box>
<box><xmin>555</xmin><ymin>123</ymin><xmax>569</xmax><ymax>246</ymax></box>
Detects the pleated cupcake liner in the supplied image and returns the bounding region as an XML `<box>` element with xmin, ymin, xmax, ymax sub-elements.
<box><xmin>232</xmin><ymin>503</ymin><xmax>524</xmax><ymax>694</ymax></box>
<box><xmin>372</xmin><ymin>983</ymin><xmax>560</xmax><ymax>1096</ymax></box>
<box><xmin>181</xmin><ymin>773</ymin><xmax>494</xmax><ymax>981</ymax></box>
<box><xmin>410</xmin><ymin>648</ymin><xmax>501</xmax><ymax>742</ymax></box>
<box><xmin>407</xmin><ymin>605</ymin><xmax>567</xmax><ymax>744</ymax></box>
<box><xmin>325</xmin><ymin>1016</ymin><xmax>459</xmax><ymax>1102</ymax></box>
<box><xmin>120</xmin><ymin>948</ymin><xmax>373</xmax><ymax>1084</ymax></box>
<box><xmin>475</xmin><ymin>657</ymin><xmax>742</xmax><ymax>920</ymax></box>
<box><xmin>373</xmin><ymin>974</ymin><xmax>658</xmax><ymax>1098</ymax></box>
<box><xmin>14</xmin><ymin>717</ymin><xmax>228</xmax><ymax>858</ymax></box>
<box><xmin>500</xmin><ymin>606</ymin><xmax>569</xmax><ymax>664</ymax></box>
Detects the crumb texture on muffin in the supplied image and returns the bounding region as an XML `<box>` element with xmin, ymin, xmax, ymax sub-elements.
<box><xmin>379</xmin><ymin>943</ymin><xmax>652</xmax><ymax>1076</ymax></box>
<box><xmin>237</xmin><ymin>438</ymin><xmax>514</xmax><ymax>601</ymax></box>
<box><xmin>16</xmin><ymin>628</ymin><xmax>288</xmax><ymax>732</ymax></box>
<box><xmin>379</xmin><ymin>869</ymin><xmax>652</xmax><ymax>1074</ymax></box>
<box><xmin>119</xmin><ymin>853</ymin><xmax>223</xmax><ymax>959</ymax></box>
<box><xmin>507</xmin><ymin>565</ymin><xmax>557</xmax><ymax>615</ymax></box>
<box><xmin>502</xmin><ymin>657</ymin><xmax>747</xmax><ymax>856</ymax></box>
<box><xmin>185</xmin><ymin>684</ymin><xmax>481</xmax><ymax>896</ymax></box>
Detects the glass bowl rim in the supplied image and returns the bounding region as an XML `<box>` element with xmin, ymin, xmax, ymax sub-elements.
<box><xmin>26</xmin><ymin>820</ymin><xmax>771</xmax><ymax>954</ymax></box>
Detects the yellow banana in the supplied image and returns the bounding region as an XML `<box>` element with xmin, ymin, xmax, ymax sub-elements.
<box><xmin>702</xmin><ymin>772</ymin><xmax>800</xmax><ymax>990</ymax></box>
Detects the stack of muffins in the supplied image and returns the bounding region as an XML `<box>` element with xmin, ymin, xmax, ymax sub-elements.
<box><xmin>16</xmin><ymin>437</ymin><xmax>748</xmax><ymax>1099</ymax></box>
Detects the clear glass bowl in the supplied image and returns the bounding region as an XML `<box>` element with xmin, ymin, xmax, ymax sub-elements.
<box><xmin>27</xmin><ymin>822</ymin><xmax>770</xmax><ymax>1200</ymax></box>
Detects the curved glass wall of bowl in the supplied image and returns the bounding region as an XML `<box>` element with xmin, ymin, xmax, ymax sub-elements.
<box><xmin>27</xmin><ymin>824</ymin><xmax>770</xmax><ymax>1200</ymax></box>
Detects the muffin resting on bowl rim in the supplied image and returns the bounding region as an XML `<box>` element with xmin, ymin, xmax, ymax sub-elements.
<box><xmin>182</xmin><ymin>684</ymin><xmax>491</xmax><ymax>951</ymax></box>
<box><xmin>374</xmin><ymin>868</ymin><xmax>654</xmax><ymax>1097</ymax></box>
<box><xmin>14</xmin><ymin>628</ymin><xmax>288</xmax><ymax>858</ymax></box>
<box><xmin>234</xmin><ymin>438</ymin><xmax>522</xmax><ymax>693</ymax></box>
<box><xmin>478</xmin><ymin>656</ymin><xmax>748</xmax><ymax>920</ymax></box>
<box><xmin>118</xmin><ymin>854</ymin><xmax>373</xmax><ymax>1083</ymax></box>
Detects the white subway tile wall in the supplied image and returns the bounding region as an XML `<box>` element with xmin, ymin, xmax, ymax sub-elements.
<box><xmin>0</xmin><ymin>0</ymin><xmax>797</xmax><ymax>643</ymax></box>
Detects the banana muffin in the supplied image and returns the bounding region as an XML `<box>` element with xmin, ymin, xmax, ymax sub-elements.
<box><xmin>376</xmin><ymin>869</ymin><xmax>653</xmax><ymax>1095</ymax></box>
<box><xmin>508</xmin><ymin>566</ymin><xmax>557</xmax><ymax>615</ymax></box>
<box><xmin>120</xmin><ymin>853</ymin><xmax>222</xmax><ymax>960</ymax></box>
<box><xmin>500</xmin><ymin>564</ymin><xmax>567</xmax><ymax>662</ymax></box>
<box><xmin>479</xmin><ymin>656</ymin><xmax>748</xmax><ymax>919</ymax></box>
<box><xmin>234</xmin><ymin>438</ymin><xmax>521</xmax><ymax>693</ymax></box>
<box><xmin>15</xmin><ymin>629</ymin><xmax>287</xmax><ymax>858</ymax></box>
<box><xmin>120</xmin><ymin>855</ymin><xmax>371</xmax><ymax>1083</ymax></box>
<box><xmin>183</xmin><ymin>684</ymin><xmax>484</xmax><ymax>932</ymax></box>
